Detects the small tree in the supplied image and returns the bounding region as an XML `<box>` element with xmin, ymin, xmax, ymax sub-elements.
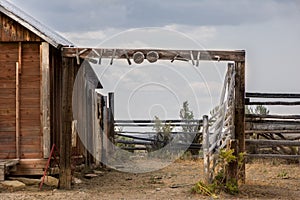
<box><xmin>179</xmin><ymin>101</ymin><xmax>201</xmax><ymax>155</ymax></box>
<box><xmin>149</xmin><ymin>116</ymin><xmax>173</xmax><ymax>151</ymax></box>
<box><xmin>245</xmin><ymin>105</ymin><xmax>269</xmax><ymax>115</ymax></box>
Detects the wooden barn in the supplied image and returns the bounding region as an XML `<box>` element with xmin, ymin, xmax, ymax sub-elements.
<box><xmin>0</xmin><ymin>0</ymin><xmax>80</xmax><ymax>180</ymax></box>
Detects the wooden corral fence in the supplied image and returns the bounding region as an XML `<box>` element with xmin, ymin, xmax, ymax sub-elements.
<box><xmin>114</xmin><ymin>119</ymin><xmax>203</xmax><ymax>151</ymax></box>
<box><xmin>61</xmin><ymin>47</ymin><xmax>246</xmax><ymax>188</ymax></box>
<box><xmin>202</xmin><ymin>63</ymin><xmax>236</xmax><ymax>183</ymax></box>
<box><xmin>245</xmin><ymin>92</ymin><xmax>300</xmax><ymax>160</ymax></box>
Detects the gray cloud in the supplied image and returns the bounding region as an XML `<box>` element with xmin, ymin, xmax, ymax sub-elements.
<box><xmin>10</xmin><ymin>0</ymin><xmax>300</xmax><ymax>32</ymax></box>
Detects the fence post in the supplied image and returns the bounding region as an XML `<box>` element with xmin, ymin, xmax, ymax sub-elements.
<box><xmin>234</xmin><ymin>61</ymin><xmax>246</xmax><ymax>183</ymax></box>
<box><xmin>108</xmin><ymin>92</ymin><xmax>115</xmax><ymax>156</ymax></box>
<box><xmin>102</xmin><ymin>96</ymin><xmax>108</xmax><ymax>166</ymax></box>
<box><xmin>202</xmin><ymin>115</ymin><xmax>211</xmax><ymax>184</ymax></box>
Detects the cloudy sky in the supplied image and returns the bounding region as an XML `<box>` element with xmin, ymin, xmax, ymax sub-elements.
<box><xmin>10</xmin><ymin>0</ymin><xmax>300</xmax><ymax>118</ymax></box>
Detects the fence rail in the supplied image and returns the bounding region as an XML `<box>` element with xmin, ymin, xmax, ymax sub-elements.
<box><xmin>114</xmin><ymin>119</ymin><xmax>203</xmax><ymax>151</ymax></box>
<box><xmin>245</xmin><ymin>92</ymin><xmax>300</xmax><ymax>160</ymax></box>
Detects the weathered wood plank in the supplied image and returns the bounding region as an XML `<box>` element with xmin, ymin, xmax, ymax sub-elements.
<box><xmin>245</xmin><ymin>130</ymin><xmax>300</xmax><ymax>134</ymax></box>
<box><xmin>246</xmin><ymin>139</ymin><xmax>300</xmax><ymax>146</ymax></box>
<box><xmin>115</xmin><ymin>119</ymin><xmax>203</xmax><ymax>123</ymax></box>
<box><xmin>246</xmin><ymin>114</ymin><xmax>300</xmax><ymax>120</ymax></box>
<box><xmin>62</xmin><ymin>48</ymin><xmax>246</xmax><ymax>62</ymax></box>
<box><xmin>11</xmin><ymin>159</ymin><xmax>47</xmax><ymax>175</ymax></box>
<box><xmin>246</xmin><ymin>154</ymin><xmax>300</xmax><ymax>159</ymax></box>
<box><xmin>0</xmin><ymin>13</ymin><xmax>42</xmax><ymax>42</ymax></box>
<box><xmin>246</xmin><ymin>101</ymin><xmax>300</xmax><ymax>106</ymax></box>
<box><xmin>59</xmin><ymin>57</ymin><xmax>77</xmax><ymax>189</ymax></box>
<box><xmin>234</xmin><ymin>61</ymin><xmax>246</xmax><ymax>182</ymax></box>
<box><xmin>246</xmin><ymin>92</ymin><xmax>300</xmax><ymax>99</ymax></box>
<box><xmin>40</xmin><ymin>42</ymin><xmax>50</xmax><ymax>159</ymax></box>
<box><xmin>246</xmin><ymin>121</ymin><xmax>300</xmax><ymax>131</ymax></box>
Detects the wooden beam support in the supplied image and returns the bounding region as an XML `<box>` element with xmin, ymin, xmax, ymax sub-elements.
<box><xmin>234</xmin><ymin>61</ymin><xmax>246</xmax><ymax>183</ymax></box>
<box><xmin>59</xmin><ymin>57</ymin><xmax>77</xmax><ymax>189</ymax></box>
<box><xmin>62</xmin><ymin>48</ymin><xmax>245</xmax><ymax>62</ymax></box>
<box><xmin>40</xmin><ymin>42</ymin><xmax>51</xmax><ymax>158</ymax></box>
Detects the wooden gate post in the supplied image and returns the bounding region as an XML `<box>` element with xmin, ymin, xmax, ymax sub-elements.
<box><xmin>234</xmin><ymin>61</ymin><xmax>246</xmax><ymax>183</ymax></box>
<box><xmin>202</xmin><ymin>115</ymin><xmax>211</xmax><ymax>184</ymax></box>
<box><xmin>59</xmin><ymin>57</ymin><xmax>78</xmax><ymax>189</ymax></box>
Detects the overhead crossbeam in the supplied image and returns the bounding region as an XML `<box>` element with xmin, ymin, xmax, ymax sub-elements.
<box><xmin>62</xmin><ymin>48</ymin><xmax>245</xmax><ymax>63</ymax></box>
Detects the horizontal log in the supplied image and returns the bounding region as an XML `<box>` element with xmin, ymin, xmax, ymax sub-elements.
<box><xmin>116</xmin><ymin>133</ymin><xmax>156</xmax><ymax>142</ymax></box>
<box><xmin>115</xmin><ymin>119</ymin><xmax>202</xmax><ymax>123</ymax></box>
<box><xmin>121</xmin><ymin>147</ymin><xmax>147</xmax><ymax>151</ymax></box>
<box><xmin>62</xmin><ymin>48</ymin><xmax>246</xmax><ymax>62</ymax></box>
<box><xmin>246</xmin><ymin>101</ymin><xmax>300</xmax><ymax>106</ymax></box>
<box><xmin>246</xmin><ymin>92</ymin><xmax>300</xmax><ymax>99</ymax></box>
<box><xmin>116</xmin><ymin>131</ymin><xmax>200</xmax><ymax>135</ymax></box>
<box><xmin>246</xmin><ymin>154</ymin><xmax>300</xmax><ymax>159</ymax></box>
<box><xmin>245</xmin><ymin>130</ymin><xmax>300</xmax><ymax>134</ymax></box>
<box><xmin>246</xmin><ymin>121</ymin><xmax>300</xmax><ymax>131</ymax></box>
<box><xmin>115</xmin><ymin>140</ymin><xmax>152</xmax><ymax>145</ymax></box>
<box><xmin>246</xmin><ymin>114</ymin><xmax>300</xmax><ymax>120</ymax></box>
<box><xmin>245</xmin><ymin>139</ymin><xmax>300</xmax><ymax>146</ymax></box>
<box><xmin>115</xmin><ymin>123</ymin><xmax>201</xmax><ymax>127</ymax></box>
<box><xmin>246</xmin><ymin>119</ymin><xmax>300</xmax><ymax>124</ymax></box>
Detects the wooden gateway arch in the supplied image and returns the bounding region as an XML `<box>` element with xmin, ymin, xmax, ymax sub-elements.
<box><xmin>60</xmin><ymin>48</ymin><xmax>246</xmax><ymax>188</ymax></box>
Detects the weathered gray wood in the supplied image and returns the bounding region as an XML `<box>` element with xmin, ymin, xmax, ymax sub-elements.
<box><xmin>246</xmin><ymin>114</ymin><xmax>300</xmax><ymax>120</ymax></box>
<box><xmin>234</xmin><ymin>61</ymin><xmax>246</xmax><ymax>182</ymax></box>
<box><xmin>246</xmin><ymin>139</ymin><xmax>300</xmax><ymax>146</ymax></box>
<box><xmin>246</xmin><ymin>101</ymin><xmax>300</xmax><ymax>106</ymax></box>
<box><xmin>102</xmin><ymin>96</ymin><xmax>108</xmax><ymax>165</ymax></box>
<box><xmin>226</xmin><ymin>140</ymin><xmax>238</xmax><ymax>184</ymax></box>
<box><xmin>93</xmin><ymin>92</ymin><xmax>100</xmax><ymax>165</ymax></box>
<box><xmin>114</xmin><ymin>123</ymin><xmax>201</xmax><ymax>127</ymax></box>
<box><xmin>246</xmin><ymin>92</ymin><xmax>300</xmax><ymax>99</ymax></box>
<box><xmin>62</xmin><ymin>48</ymin><xmax>246</xmax><ymax>62</ymax></box>
<box><xmin>246</xmin><ymin>121</ymin><xmax>300</xmax><ymax>131</ymax></box>
<box><xmin>246</xmin><ymin>119</ymin><xmax>300</xmax><ymax>124</ymax></box>
<box><xmin>245</xmin><ymin>130</ymin><xmax>300</xmax><ymax>134</ymax></box>
<box><xmin>59</xmin><ymin>57</ymin><xmax>77</xmax><ymax>189</ymax></box>
<box><xmin>40</xmin><ymin>42</ymin><xmax>50</xmax><ymax>159</ymax></box>
<box><xmin>115</xmin><ymin>119</ymin><xmax>202</xmax><ymax>123</ymax></box>
<box><xmin>202</xmin><ymin>115</ymin><xmax>210</xmax><ymax>184</ymax></box>
<box><xmin>246</xmin><ymin>154</ymin><xmax>300</xmax><ymax>159</ymax></box>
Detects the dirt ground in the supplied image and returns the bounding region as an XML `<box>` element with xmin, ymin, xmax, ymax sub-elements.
<box><xmin>0</xmin><ymin>159</ymin><xmax>299</xmax><ymax>200</ymax></box>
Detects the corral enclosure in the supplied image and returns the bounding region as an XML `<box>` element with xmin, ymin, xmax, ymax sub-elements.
<box><xmin>0</xmin><ymin>0</ymin><xmax>299</xmax><ymax>193</ymax></box>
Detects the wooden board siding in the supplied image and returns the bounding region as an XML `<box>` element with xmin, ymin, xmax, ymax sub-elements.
<box><xmin>20</xmin><ymin>43</ymin><xmax>42</xmax><ymax>159</ymax></box>
<box><xmin>0</xmin><ymin>43</ymin><xmax>17</xmax><ymax>159</ymax></box>
<box><xmin>0</xmin><ymin>13</ymin><xmax>42</xmax><ymax>42</ymax></box>
<box><xmin>0</xmin><ymin>42</ymin><xmax>42</xmax><ymax>159</ymax></box>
